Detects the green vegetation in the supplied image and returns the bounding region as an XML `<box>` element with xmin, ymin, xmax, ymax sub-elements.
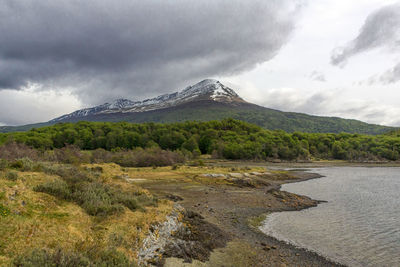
<box><xmin>0</xmin><ymin>101</ymin><xmax>394</xmax><ymax>134</ymax></box>
<box><xmin>248</xmin><ymin>213</ymin><xmax>268</xmax><ymax>229</ymax></box>
<box><xmin>1</xmin><ymin>119</ymin><xmax>400</xmax><ymax>161</ymax></box>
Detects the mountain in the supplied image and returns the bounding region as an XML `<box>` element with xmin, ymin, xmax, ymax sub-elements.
<box><xmin>50</xmin><ymin>79</ymin><xmax>244</xmax><ymax>122</ymax></box>
<box><xmin>0</xmin><ymin>79</ymin><xmax>395</xmax><ymax>134</ymax></box>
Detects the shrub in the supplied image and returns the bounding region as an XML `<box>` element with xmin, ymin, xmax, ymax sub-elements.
<box><xmin>5</xmin><ymin>171</ymin><xmax>18</xmax><ymax>181</ymax></box>
<box><xmin>13</xmin><ymin>248</ymin><xmax>136</xmax><ymax>267</ymax></box>
<box><xmin>54</xmin><ymin>145</ymin><xmax>90</xmax><ymax>164</ymax></box>
<box><xmin>0</xmin><ymin>159</ymin><xmax>8</xmax><ymax>171</ymax></box>
<box><xmin>13</xmin><ymin>249</ymin><xmax>90</xmax><ymax>267</ymax></box>
<box><xmin>35</xmin><ymin>165</ymin><xmax>156</xmax><ymax>217</ymax></box>
<box><xmin>171</xmin><ymin>164</ymin><xmax>179</xmax><ymax>170</ymax></box>
<box><xmin>91</xmin><ymin>148</ymin><xmax>113</xmax><ymax>163</ymax></box>
<box><xmin>71</xmin><ymin>182</ymin><xmax>124</xmax><ymax>216</ymax></box>
<box><xmin>0</xmin><ymin>142</ymin><xmax>39</xmax><ymax>161</ymax></box>
<box><xmin>92</xmin><ymin>248</ymin><xmax>134</xmax><ymax>266</ymax></box>
<box><xmin>43</xmin><ymin>165</ymin><xmax>93</xmax><ymax>184</ymax></box>
<box><xmin>191</xmin><ymin>159</ymin><xmax>205</xmax><ymax>167</ymax></box>
<box><xmin>91</xmin><ymin>148</ymin><xmax>185</xmax><ymax>167</ymax></box>
<box><xmin>10</xmin><ymin>160</ymin><xmax>23</xmax><ymax>169</ymax></box>
<box><xmin>34</xmin><ymin>180</ymin><xmax>71</xmax><ymax>200</ymax></box>
<box><xmin>114</xmin><ymin>193</ymin><xmax>139</xmax><ymax>211</ymax></box>
<box><xmin>9</xmin><ymin>158</ymin><xmax>44</xmax><ymax>172</ymax></box>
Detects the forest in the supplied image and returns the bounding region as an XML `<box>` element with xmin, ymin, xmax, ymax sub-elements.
<box><xmin>1</xmin><ymin>119</ymin><xmax>400</xmax><ymax>161</ymax></box>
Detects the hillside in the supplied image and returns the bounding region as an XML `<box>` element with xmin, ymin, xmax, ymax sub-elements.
<box><xmin>0</xmin><ymin>79</ymin><xmax>394</xmax><ymax>134</ymax></box>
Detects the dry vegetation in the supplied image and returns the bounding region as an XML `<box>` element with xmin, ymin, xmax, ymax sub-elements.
<box><xmin>0</xmin><ymin>140</ymin><xmax>318</xmax><ymax>266</ymax></box>
<box><xmin>0</xmin><ymin>162</ymin><xmax>176</xmax><ymax>266</ymax></box>
<box><xmin>0</xmin><ymin>150</ymin><xmax>273</xmax><ymax>266</ymax></box>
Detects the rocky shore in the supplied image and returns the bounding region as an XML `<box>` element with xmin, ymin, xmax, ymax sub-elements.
<box><xmin>139</xmin><ymin>168</ymin><xmax>345</xmax><ymax>266</ymax></box>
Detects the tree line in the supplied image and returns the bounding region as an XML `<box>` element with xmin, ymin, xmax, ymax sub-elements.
<box><xmin>1</xmin><ymin>119</ymin><xmax>400</xmax><ymax>161</ymax></box>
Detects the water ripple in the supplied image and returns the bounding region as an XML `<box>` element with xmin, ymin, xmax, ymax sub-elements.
<box><xmin>260</xmin><ymin>167</ymin><xmax>400</xmax><ymax>267</ymax></box>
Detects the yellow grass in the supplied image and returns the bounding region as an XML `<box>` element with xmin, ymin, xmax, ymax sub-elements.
<box><xmin>0</xmin><ymin>164</ymin><xmax>174</xmax><ymax>265</ymax></box>
<box><xmin>0</xmin><ymin>162</ymin><xmax>275</xmax><ymax>265</ymax></box>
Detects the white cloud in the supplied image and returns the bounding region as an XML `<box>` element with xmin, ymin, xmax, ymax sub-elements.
<box><xmin>0</xmin><ymin>87</ymin><xmax>81</xmax><ymax>125</ymax></box>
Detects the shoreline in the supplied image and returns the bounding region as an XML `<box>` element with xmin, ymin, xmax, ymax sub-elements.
<box><xmin>259</xmin><ymin>169</ymin><xmax>346</xmax><ymax>267</ymax></box>
<box><xmin>140</xmin><ymin>165</ymin><xmax>346</xmax><ymax>266</ymax></box>
<box><xmin>208</xmin><ymin>159</ymin><xmax>400</xmax><ymax>168</ymax></box>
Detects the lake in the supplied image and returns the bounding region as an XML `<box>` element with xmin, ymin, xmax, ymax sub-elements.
<box><xmin>260</xmin><ymin>167</ymin><xmax>400</xmax><ymax>267</ymax></box>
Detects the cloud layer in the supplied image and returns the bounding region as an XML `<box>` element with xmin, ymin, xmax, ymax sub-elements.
<box><xmin>0</xmin><ymin>0</ymin><xmax>301</xmax><ymax>105</ymax></box>
<box><xmin>331</xmin><ymin>2</ymin><xmax>400</xmax><ymax>85</ymax></box>
<box><xmin>248</xmin><ymin>87</ymin><xmax>400</xmax><ymax>127</ymax></box>
<box><xmin>331</xmin><ymin>2</ymin><xmax>400</xmax><ymax>66</ymax></box>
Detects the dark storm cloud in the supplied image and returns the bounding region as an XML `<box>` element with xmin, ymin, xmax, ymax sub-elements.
<box><xmin>0</xmin><ymin>0</ymin><xmax>302</xmax><ymax>104</ymax></box>
<box><xmin>331</xmin><ymin>2</ymin><xmax>400</xmax><ymax>66</ymax></box>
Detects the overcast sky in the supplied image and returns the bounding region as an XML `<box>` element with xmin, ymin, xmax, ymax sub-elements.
<box><xmin>1</xmin><ymin>0</ymin><xmax>400</xmax><ymax>126</ymax></box>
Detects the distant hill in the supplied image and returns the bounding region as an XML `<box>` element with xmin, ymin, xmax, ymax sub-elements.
<box><xmin>0</xmin><ymin>79</ymin><xmax>395</xmax><ymax>134</ymax></box>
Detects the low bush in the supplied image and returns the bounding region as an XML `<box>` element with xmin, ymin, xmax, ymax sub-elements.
<box><xmin>0</xmin><ymin>159</ymin><xmax>8</xmax><ymax>171</ymax></box>
<box><xmin>5</xmin><ymin>171</ymin><xmax>18</xmax><ymax>181</ymax></box>
<box><xmin>34</xmin><ymin>180</ymin><xmax>71</xmax><ymax>200</ymax></box>
<box><xmin>171</xmin><ymin>164</ymin><xmax>179</xmax><ymax>170</ymax></box>
<box><xmin>35</xmin><ymin>166</ymin><xmax>156</xmax><ymax>217</ymax></box>
<box><xmin>43</xmin><ymin>165</ymin><xmax>93</xmax><ymax>184</ymax></box>
<box><xmin>9</xmin><ymin>160</ymin><xmax>23</xmax><ymax>169</ymax></box>
<box><xmin>92</xmin><ymin>148</ymin><xmax>185</xmax><ymax>167</ymax></box>
<box><xmin>71</xmin><ymin>182</ymin><xmax>124</xmax><ymax>216</ymax></box>
<box><xmin>9</xmin><ymin>158</ymin><xmax>44</xmax><ymax>172</ymax></box>
<box><xmin>13</xmin><ymin>247</ymin><xmax>136</xmax><ymax>267</ymax></box>
<box><xmin>54</xmin><ymin>145</ymin><xmax>91</xmax><ymax>165</ymax></box>
<box><xmin>0</xmin><ymin>142</ymin><xmax>39</xmax><ymax>161</ymax></box>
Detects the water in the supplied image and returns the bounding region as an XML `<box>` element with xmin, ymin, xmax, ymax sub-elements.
<box><xmin>260</xmin><ymin>167</ymin><xmax>400</xmax><ymax>267</ymax></box>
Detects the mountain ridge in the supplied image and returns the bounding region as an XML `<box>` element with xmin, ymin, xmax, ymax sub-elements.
<box><xmin>0</xmin><ymin>79</ymin><xmax>396</xmax><ymax>134</ymax></box>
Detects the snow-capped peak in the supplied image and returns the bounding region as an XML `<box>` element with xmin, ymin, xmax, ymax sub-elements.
<box><xmin>50</xmin><ymin>79</ymin><xmax>244</xmax><ymax>122</ymax></box>
<box><xmin>181</xmin><ymin>79</ymin><xmax>239</xmax><ymax>98</ymax></box>
<box><xmin>108</xmin><ymin>99</ymin><xmax>138</xmax><ymax>109</ymax></box>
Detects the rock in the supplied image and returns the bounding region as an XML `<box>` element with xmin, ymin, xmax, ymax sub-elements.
<box><xmin>201</xmin><ymin>173</ymin><xmax>226</xmax><ymax>178</ymax></box>
<box><xmin>165</xmin><ymin>194</ymin><xmax>183</xmax><ymax>202</ymax></box>
<box><xmin>138</xmin><ymin>204</ymin><xmax>185</xmax><ymax>266</ymax></box>
<box><xmin>271</xmin><ymin>245</ymin><xmax>277</xmax><ymax>249</ymax></box>
<box><xmin>228</xmin><ymin>173</ymin><xmax>243</xmax><ymax>178</ymax></box>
